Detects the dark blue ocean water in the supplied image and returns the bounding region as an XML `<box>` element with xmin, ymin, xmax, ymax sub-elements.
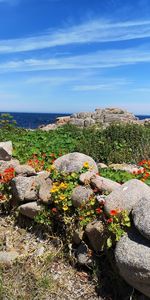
<box><xmin>0</xmin><ymin>112</ymin><xmax>70</xmax><ymax>129</ymax></box>
<box><xmin>0</xmin><ymin>112</ymin><xmax>149</xmax><ymax>129</ymax></box>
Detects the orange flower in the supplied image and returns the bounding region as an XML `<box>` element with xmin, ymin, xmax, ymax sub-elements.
<box><xmin>110</xmin><ymin>209</ymin><xmax>120</xmax><ymax>216</ymax></box>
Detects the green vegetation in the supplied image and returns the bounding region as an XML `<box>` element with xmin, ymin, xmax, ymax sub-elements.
<box><xmin>0</xmin><ymin>122</ymin><xmax>150</xmax><ymax>165</ymax></box>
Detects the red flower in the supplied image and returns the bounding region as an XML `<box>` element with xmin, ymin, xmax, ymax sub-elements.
<box><xmin>95</xmin><ymin>208</ymin><xmax>103</xmax><ymax>214</ymax></box>
<box><xmin>107</xmin><ymin>218</ymin><xmax>113</xmax><ymax>223</ymax></box>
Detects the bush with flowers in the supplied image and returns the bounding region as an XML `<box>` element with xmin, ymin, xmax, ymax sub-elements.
<box><xmin>35</xmin><ymin>162</ymin><xmax>131</xmax><ymax>250</ymax></box>
<box><xmin>0</xmin><ymin>167</ymin><xmax>15</xmax><ymax>203</ymax></box>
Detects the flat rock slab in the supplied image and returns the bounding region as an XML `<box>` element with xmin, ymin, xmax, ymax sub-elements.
<box><xmin>19</xmin><ymin>202</ymin><xmax>43</xmax><ymax>219</ymax></box>
<box><xmin>132</xmin><ymin>196</ymin><xmax>150</xmax><ymax>240</ymax></box>
<box><xmin>115</xmin><ymin>228</ymin><xmax>150</xmax><ymax>298</ymax></box>
<box><xmin>0</xmin><ymin>141</ymin><xmax>12</xmax><ymax>161</ymax></box>
<box><xmin>91</xmin><ymin>175</ymin><xmax>120</xmax><ymax>193</ymax></box>
<box><xmin>0</xmin><ymin>251</ymin><xmax>18</xmax><ymax>266</ymax></box>
<box><xmin>104</xmin><ymin>179</ymin><xmax>150</xmax><ymax>214</ymax></box>
<box><xmin>54</xmin><ymin>152</ymin><xmax>98</xmax><ymax>173</ymax></box>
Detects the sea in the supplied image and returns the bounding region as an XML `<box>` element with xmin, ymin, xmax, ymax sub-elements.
<box><xmin>0</xmin><ymin>112</ymin><xmax>149</xmax><ymax>129</ymax></box>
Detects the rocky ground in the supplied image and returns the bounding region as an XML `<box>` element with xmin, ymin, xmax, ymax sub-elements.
<box><xmin>0</xmin><ymin>215</ymin><xmax>105</xmax><ymax>300</ymax></box>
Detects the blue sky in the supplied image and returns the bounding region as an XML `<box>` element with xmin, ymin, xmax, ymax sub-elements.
<box><xmin>0</xmin><ymin>0</ymin><xmax>150</xmax><ymax>114</ymax></box>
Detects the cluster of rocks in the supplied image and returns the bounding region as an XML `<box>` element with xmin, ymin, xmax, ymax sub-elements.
<box><xmin>0</xmin><ymin>141</ymin><xmax>150</xmax><ymax>298</ymax></box>
<box><xmin>39</xmin><ymin>107</ymin><xmax>150</xmax><ymax>130</ymax></box>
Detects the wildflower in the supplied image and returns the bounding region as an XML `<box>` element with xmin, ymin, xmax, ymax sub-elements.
<box><xmin>63</xmin><ymin>205</ymin><xmax>68</xmax><ymax>211</ymax></box>
<box><xmin>83</xmin><ymin>162</ymin><xmax>89</xmax><ymax>168</ymax></box>
<box><xmin>59</xmin><ymin>194</ymin><xmax>66</xmax><ymax>201</ymax></box>
<box><xmin>107</xmin><ymin>218</ymin><xmax>113</xmax><ymax>223</ymax></box>
<box><xmin>110</xmin><ymin>209</ymin><xmax>120</xmax><ymax>216</ymax></box>
<box><xmin>95</xmin><ymin>208</ymin><xmax>103</xmax><ymax>214</ymax></box>
<box><xmin>59</xmin><ymin>182</ymin><xmax>68</xmax><ymax>190</ymax></box>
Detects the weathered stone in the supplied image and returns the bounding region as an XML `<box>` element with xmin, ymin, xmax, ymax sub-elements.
<box><xmin>132</xmin><ymin>197</ymin><xmax>150</xmax><ymax>240</ymax></box>
<box><xmin>115</xmin><ymin>228</ymin><xmax>150</xmax><ymax>298</ymax></box>
<box><xmin>54</xmin><ymin>152</ymin><xmax>98</xmax><ymax>174</ymax></box>
<box><xmin>0</xmin><ymin>251</ymin><xmax>18</xmax><ymax>266</ymax></box>
<box><xmin>38</xmin><ymin>178</ymin><xmax>52</xmax><ymax>203</ymax></box>
<box><xmin>69</xmin><ymin>118</ymin><xmax>85</xmax><ymax>127</ymax></box>
<box><xmin>104</xmin><ymin>179</ymin><xmax>150</xmax><ymax>214</ymax></box>
<box><xmin>85</xmin><ymin>221</ymin><xmax>106</xmax><ymax>252</ymax></box>
<box><xmin>0</xmin><ymin>158</ymin><xmax>20</xmax><ymax>172</ymax></box>
<box><xmin>72</xmin><ymin>229</ymin><xmax>84</xmax><ymax>245</ymax></box>
<box><xmin>0</xmin><ymin>141</ymin><xmax>12</xmax><ymax>161</ymax></box>
<box><xmin>79</xmin><ymin>170</ymin><xmax>96</xmax><ymax>184</ymax></box>
<box><xmin>71</xmin><ymin>186</ymin><xmax>93</xmax><ymax>208</ymax></box>
<box><xmin>76</xmin><ymin>242</ymin><xmax>93</xmax><ymax>266</ymax></box>
<box><xmin>19</xmin><ymin>202</ymin><xmax>43</xmax><ymax>219</ymax></box>
<box><xmin>15</xmin><ymin>164</ymin><xmax>36</xmax><ymax>177</ymax></box>
<box><xmin>97</xmin><ymin>162</ymin><xmax>108</xmax><ymax>169</ymax></box>
<box><xmin>11</xmin><ymin>176</ymin><xmax>38</xmax><ymax>203</ymax></box>
<box><xmin>84</xmin><ymin>118</ymin><xmax>95</xmax><ymax>127</ymax></box>
<box><xmin>109</xmin><ymin>163</ymin><xmax>144</xmax><ymax>174</ymax></box>
<box><xmin>91</xmin><ymin>175</ymin><xmax>120</xmax><ymax>193</ymax></box>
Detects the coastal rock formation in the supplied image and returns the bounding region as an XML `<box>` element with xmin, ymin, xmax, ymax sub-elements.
<box><xmin>39</xmin><ymin>107</ymin><xmax>145</xmax><ymax>130</ymax></box>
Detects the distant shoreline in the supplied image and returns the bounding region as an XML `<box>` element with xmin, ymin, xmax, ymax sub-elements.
<box><xmin>0</xmin><ymin>112</ymin><xmax>150</xmax><ymax>129</ymax></box>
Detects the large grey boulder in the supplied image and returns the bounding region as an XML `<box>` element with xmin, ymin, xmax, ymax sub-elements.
<box><xmin>104</xmin><ymin>179</ymin><xmax>150</xmax><ymax>214</ymax></box>
<box><xmin>11</xmin><ymin>176</ymin><xmax>38</xmax><ymax>203</ymax></box>
<box><xmin>132</xmin><ymin>197</ymin><xmax>150</xmax><ymax>240</ymax></box>
<box><xmin>0</xmin><ymin>141</ymin><xmax>12</xmax><ymax>161</ymax></box>
<box><xmin>19</xmin><ymin>202</ymin><xmax>43</xmax><ymax>219</ymax></box>
<box><xmin>85</xmin><ymin>221</ymin><xmax>106</xmax><ymax>252</ymax></box>
<box><xmin>115</xmin><ymin>228</ymin><xmax>150</xmax><ymax>298</ymax></box>
<box><xmin>91</xmin><ymin>175</ymin><xmax>120</xmax><ymax>193</ymax></box>
<box><xmin>71</xmin><ymin>186</ymin><xmax>93</xmax><ymax>208</ymax></box>
<box><xmin>54</xmin><ymin>152</ymin><xmax>98</xmax><ymax>174</ymax></box>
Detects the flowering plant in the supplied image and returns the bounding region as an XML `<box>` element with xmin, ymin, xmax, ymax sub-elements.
<box><xmin>0</xmin><ymin>167</ymin><xmax>15</xmax><ymax>202</ymax></box>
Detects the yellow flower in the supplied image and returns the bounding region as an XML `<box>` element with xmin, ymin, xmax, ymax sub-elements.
<box><xmin>63</xmin><ymin>205</ymin><xmax>69</xmax><ymax>211</ymax></box>
<box><xmin>50</xmin><ymin>165</ymin><xmax>55</xmax><ymax>171</ymax></box>
<box><xmin>60</xmin><ymin>182</ymin><xmax>68</xmax><ymax>190</ymax></box>
<box><xmin>59</xmin><ymin>194</ymin><xmax>66</xmax><ymax>201</ymax></box>
<box><xmin>50</xmin><ymin>187</ymin><xmax>59</xmax><ymax>193</ymax></box>
<box><xmin>83</xmin><ymin>162</ymin><xmax>89</xmax><ymax>168</ymax></box>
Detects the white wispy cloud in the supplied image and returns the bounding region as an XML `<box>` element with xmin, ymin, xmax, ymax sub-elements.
<box><xmin>73</xmin><ymin>79</ymin><xmax>133</xmax><ymax>91</ymax></box>
<box><xmin>0</xmin><ymin>46</ymin><xmax>150</xmax><ymax>73</ymax></box>
<box><xmin>0</xmin><ymin>19</ymin><xmax>150</xmax><ymax>53</ymax></box>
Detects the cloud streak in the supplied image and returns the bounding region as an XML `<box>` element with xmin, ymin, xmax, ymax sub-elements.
<box><xmin>0</xmin><ymin>46</ymin><xmax>150</xmax><ymax>73</ymax></box>
<box><xmin>0</xmin><ymin>19</ymin><xmax>150</xmax><ymax>53</ymax></box>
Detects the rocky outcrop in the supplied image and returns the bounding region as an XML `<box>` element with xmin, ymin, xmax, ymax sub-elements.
<box><xmin>40</xmin><ymin>107</ymin><xmax>144</xmax><ymax>130</ymax></box>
